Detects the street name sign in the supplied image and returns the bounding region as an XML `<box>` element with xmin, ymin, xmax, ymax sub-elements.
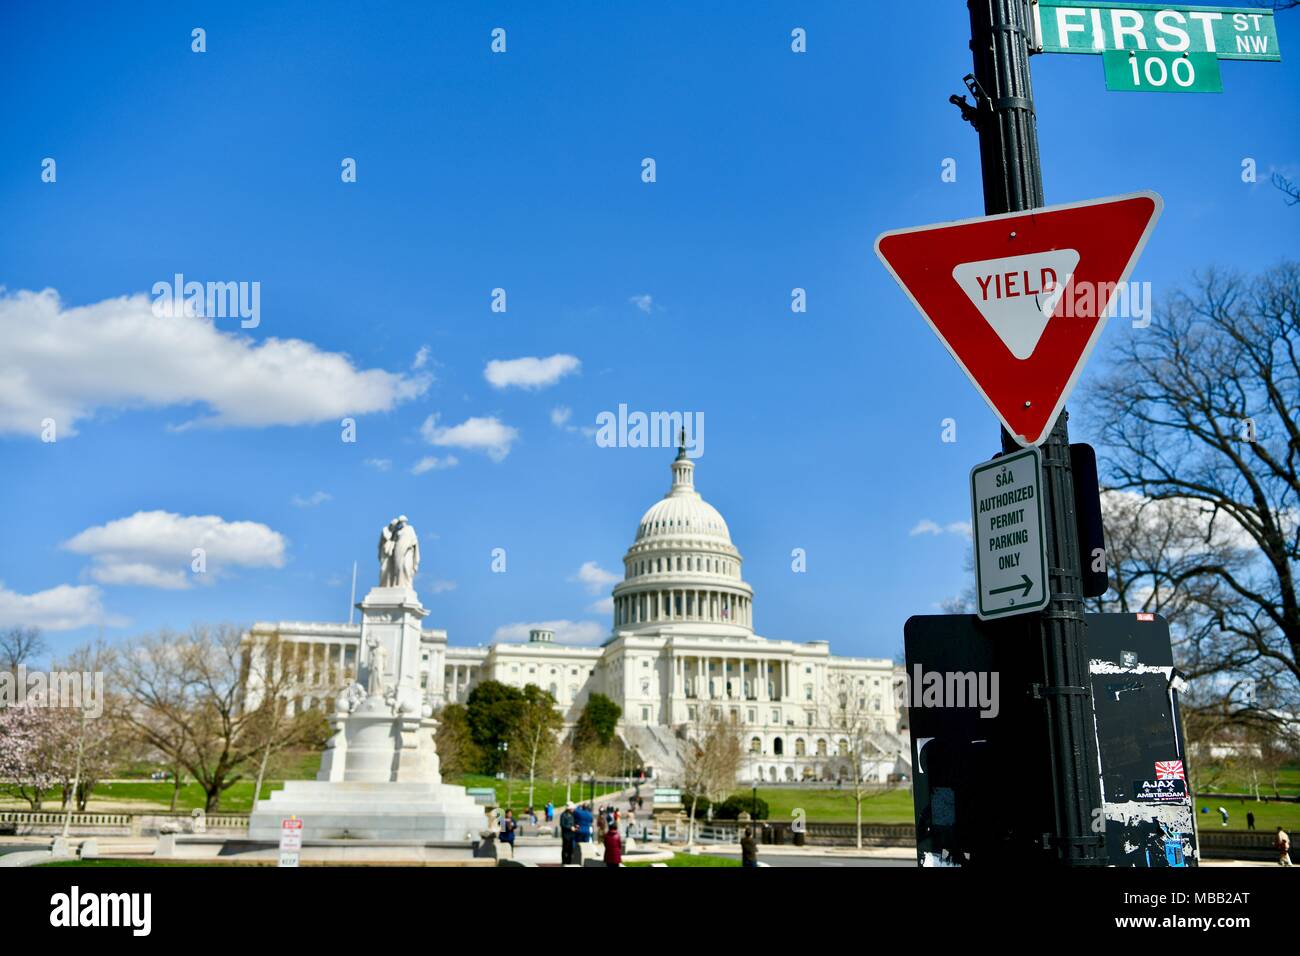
<box><xmin>971</xmin><ymin>447</ymin><xmax>1048</xmax><ymax>620</ymax></box>
<box><xmin>875</xmin><ymin>191</ymin><xmax>1162</xmax><ymax>446</ymax></box>
<box><xmin>1035</xmin><ymin>1</ymin><xmax>1281</xmax><ymax>61</ymax></box>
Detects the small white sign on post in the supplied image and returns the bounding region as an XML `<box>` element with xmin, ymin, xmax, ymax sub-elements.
<box><xmin>279</xmin><ymin>817</ymin><xmax>303</xmax><ymax>868</ymax></box>
<box><xmin>971</xmin><ymin>447</ymin><xmax>1049</xmax><ymax>620</ymax></box>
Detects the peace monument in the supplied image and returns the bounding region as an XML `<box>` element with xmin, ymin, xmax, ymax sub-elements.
<box><xmin>248</xmin><ymin>516</ymin><xmax>485</xmax><ymax>842</ymax></box>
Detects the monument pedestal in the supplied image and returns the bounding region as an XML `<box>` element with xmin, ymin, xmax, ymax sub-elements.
<box><xmin>249</xmin><ymin>584</ymin><xmax>484</xmax><ymax>843</ymax></box>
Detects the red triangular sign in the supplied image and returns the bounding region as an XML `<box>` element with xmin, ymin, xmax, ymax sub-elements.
<box><xmin>875</xmin><ymin>191</ymin><xmax>1162</xmax><ymax>446</ymax></box>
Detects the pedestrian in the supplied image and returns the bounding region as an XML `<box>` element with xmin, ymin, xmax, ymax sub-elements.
<box><xmin>1247</xmin><ymin>810</ymin><xmax>1255</xmax><ymax>831</ymax></box>
<box><xmin>604</xmin><ymin>821</ymin><xmax>623</xmax><ymax>867</ymax></box>
<box><xmin>596</xmin><ymin>806</ymin><xmax>608</xmax><ymax>843</ymax></box>
<box><xmin>1218</xmin><ymin>806</ymin><xmax>1229</xmax><ymax>827</ymax></box>
<box><xmin>545</xmin><ymin>801</ymin><xmax>554</xmax><ymax>823</ymax></box>
<box><xmin>638</xmin><ymin>795</ymin><xmax>644</xmax><ymax>810</ymax></box>
<box><xmin>559</xmin><ymin>801</ymin><xmax>576</xmax><ymax>864</ymax></box>
<box><xmin>500</xmin><ymin>808</ymin><xmax>517</xmax><ymax>857</ymax></box>
<box><xmin>574</xmin><ymin>801</ymin><xmax>594</xmax><ymax>844</ymax></box>
<box><xmin>741</xmin><ymin>827</ymin><xmax>758</xmax><ymax>868</ymax></box>
<box><xmin>1276</xmin><ymin>827</ymin><xmax>1292</xmax><ymax>866</ymax></box>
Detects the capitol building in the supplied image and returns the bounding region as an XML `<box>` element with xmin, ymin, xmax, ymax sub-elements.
<box><xmin>245</xmin><ymin>444</ymin><xmax>909</xmax><ymax>785</ymax></box>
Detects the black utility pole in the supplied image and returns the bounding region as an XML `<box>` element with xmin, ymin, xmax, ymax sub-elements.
<box><xmin>964</xmin><ymin>0</ymin><xmax>1105</xmax><ymax>865</ymax></box>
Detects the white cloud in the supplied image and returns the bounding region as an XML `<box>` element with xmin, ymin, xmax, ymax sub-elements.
<box><xmin>412</xmin><ymin>345</ymin><xmax>431</xmax><ymax>370</ymax></box>
<box><xmin>0</xmin><ymin>289</ymin><xmax>430</xmax><ymax>436</ymax></box>
<box><xmin>62</xmin><ymin>510</ymin><xmax>286</xmax><ymax>589</ymax></box>
<box><xmin>587</xmin><ymin>596</ymin><xmax>615</xmax><ymax>615</ymax></box>
<box><xmin>420</xmin><ymin>414</ymin><xmax>518</xmax><ymax>462</ymax></box>
<box><xmin>570</xmin><ymin>560</ymin><xmax>620</xmax><ymax>594</ymax></box>
<box><xmin>364</xmin><ymin>458</ymin><xmax>392</xmax><ymax>472</ymax></box>
<box><xmin>0</xmin><ymin>581</ymin><xmax>120</xmax><ymax>631</ymax></box>
<box><xmin>411</xmin><ymin>454</ymin><xmax>459</xmax><ymax>475</ymax></box>
<box><xmin>550</xmin><ymin>406</ymin><xmax>572</xmax><ymax>428</ymax></box>
<box><xmin>910</xmin><ymin>519</ymin><xmax>971</xmax><ymax>538</ymax></box>
<box><xmin>291</xmin><ymin>491</ymin><xmax>331</xmax><ymax>508</ymax></box>
<box><xmin>1101</xmin><ymin>490</ymin><xmax>1262</xmax><ymax>553</ymax></box>
<box><xmin>484</xmin><ymin>354</ymin><xmax>580</xmax><ymax>390</ymax></box>
<box><xmin>629</xmin><ymin>294</ymin><xmax>654</xmax><ymax>313</ymax></box>
<box><xmin>492</xmin><ymin>619</ymin><xmax>606</xmax><ymax>646</ymax></box>
<box><xmin>426</xmin><ymin>579</ymin><xmax>457</xmax><ymax>594</ymax></box>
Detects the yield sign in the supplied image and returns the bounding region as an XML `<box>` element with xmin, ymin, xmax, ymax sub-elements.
<box><xmin>875</xmin><ymin>191</ymin><xmax>1162</xmax><ymax>446</ymax></box>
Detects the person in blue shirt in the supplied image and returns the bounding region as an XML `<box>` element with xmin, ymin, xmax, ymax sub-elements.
<box><xmin>574</xmin><ymin>802</ymin><xmax>594</xmax><ymax>843</ymax></box>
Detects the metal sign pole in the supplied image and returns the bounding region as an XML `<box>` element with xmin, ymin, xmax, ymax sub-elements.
<box><xmin>965</xmin><ymin>0</ymin><xmax>1105</xmax><ymax>865</ymax></box>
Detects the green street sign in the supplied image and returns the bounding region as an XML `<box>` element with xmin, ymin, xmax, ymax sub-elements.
<box><xmin>1035</xmin><ymin>1</ymin><xmax>1281</xmax><ymax>62</ymax></box>
<box><xmin>1102</xmin><ymin>49</ymin><xmax>1223</xmax><ymax>91</ymax></box>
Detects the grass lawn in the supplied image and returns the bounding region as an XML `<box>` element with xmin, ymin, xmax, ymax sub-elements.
<box><xmin>449</xmin><ymin>774</ymin><xmax>627</xmax><ymax>814</ymax></box>
<box><xmin>1194</xmin><ymin>765</ymin><xmax>1300</xmax><ymax>798</ymax></box>
<box><xmin>625</xmin><ymin>852</ymin><xmax>740</xmax><ymax>867</ymax></box>
<box><xmin>1196</xmin><ymin>793</ymin><xmax>1300</xmax><ymax>832</ymax></box>
<box><xmin>744</xmin><ymin>786</ymin><xmax>917</xmax><ymax>824</ymax></box>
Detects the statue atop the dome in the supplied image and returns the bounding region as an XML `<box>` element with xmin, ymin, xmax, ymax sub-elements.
<box><xmin>378</xmin><ymin>515</ymin><xmax>420</xmax><ymax>588</ymax></box>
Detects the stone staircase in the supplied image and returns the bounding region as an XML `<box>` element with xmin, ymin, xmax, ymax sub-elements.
<box><xmin>619</xmin><ymin>724</ymin><xmax>686</xmax><ymax>784</ymax></box>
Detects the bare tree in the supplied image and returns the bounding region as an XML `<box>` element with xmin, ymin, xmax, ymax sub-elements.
<box><xmin>820</xmin><ymin>673</ymin><xmax>898</xmax><ymax>849</ymax></box>
<box><xmin>508</xmin><ymin>685</ymin><xmax>563</xmax><ymax>812</ymax></box>
<box><xmin>1274</xmin><ymin>173</ymin><xmax>1300</xmax><ymax>207</ymax></box>
<box><xmin>113</xmin><ymin>625</ymin><xmax>325</xmax><ymax>812</ymax></box>
<box><xmin>0</xmin><ymin>626</ymin><xmax>46</xmax><ymax>673</ymax></box>
<box><xmin>680</xmin><ymin>708</ymin><xmax>742</xmax><ymax>846</ymax></box>
<box><xmin>1090</xmin><ymin>263</ymin><xmax>1300</xmax><ymax>724</ymax></box>
<box><xmin>551</xmin><ymin>737</ymin><xmax>578</xmax><ymax>804</ymax></box>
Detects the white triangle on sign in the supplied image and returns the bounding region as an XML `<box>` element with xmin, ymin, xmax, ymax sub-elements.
<box><xmin>951</xmin><ymin>249</ymin><xmax>1080</xmax><ymax>359</ymax></box>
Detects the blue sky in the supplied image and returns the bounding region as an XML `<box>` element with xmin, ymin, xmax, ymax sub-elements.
<box><xmin>1</xmin><ymin>2</ymin><xmax>1296</xmax><ymax>662</ymax></box>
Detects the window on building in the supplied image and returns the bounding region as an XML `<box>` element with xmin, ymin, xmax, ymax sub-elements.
<box><xmin>838</xmin><ymin>739</ymin><xmax>848</xmax><ymax>757</ymax></box>
<box><xmin>747</xmin><ymin>708</ymin><xmax>756</xmax><ymax>723</ymax></box>
<box><xmin>549</xmin><ymin>683</ymin><xmax>557</xmax><ymax>697</ymax></box>
<box><xmin>641</xmin><ymin>706</ymin><xmax>650</xmax><ymax>721</ymax></box>
<box><xmin>750</xmin><ymin>736</ymin><xmax>761</xmax><ymax>754</ymax></box>
<box><xmin>804</xmin><ymin>685</ymin><xmax>813</xmax><ymax>701</ymax></box>
<box><xmin>688</xmin><ymin>705</ymin><xmax>697</xmax><ymax>721</ymax></box>
<box><xmin>817</xmin><ymin>738</ymin><xmax>827</xmax><ymax>756</ymax></box>
<box><xmin>771</xmin><ymin>709</ymin><xmax>780</xmax><ymax>723</ymax></box>
<box><xmin>795</xmin><ymin>738</ymin><xmax>806</xmax><ymax>756</ymax></box>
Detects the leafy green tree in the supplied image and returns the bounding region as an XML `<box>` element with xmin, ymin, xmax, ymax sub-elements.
<box><xmin>465</xmin><ymin>680</ymin><xmax>526</xmax><ymax>774</ymax></box>
<box><xmin>435</xmin><ymin>703</ymin><xmax>482</xmax><ymax>777</ymax></box>
<box><xmin>573</xmin><ymin>693</ymin><xmax>621</xmax><ymax>750</ymax></box>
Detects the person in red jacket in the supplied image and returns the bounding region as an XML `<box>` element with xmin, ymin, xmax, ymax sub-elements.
<box><xmin>604</xmin><ymin>821</ymin><xmax>623</xmax><ymax>867</ymax></box>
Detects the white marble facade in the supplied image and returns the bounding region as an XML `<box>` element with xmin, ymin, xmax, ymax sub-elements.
<box><xmin>244</xmin><ymin>446</ymin><xmax>909</xmax><ymax>785</ymax></box>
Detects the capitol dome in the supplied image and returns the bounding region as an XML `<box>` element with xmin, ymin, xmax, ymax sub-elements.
<box><xmin>611</xmin><ymin>442</ymin><xmax>754</xmax><ymax>634</ymax></box>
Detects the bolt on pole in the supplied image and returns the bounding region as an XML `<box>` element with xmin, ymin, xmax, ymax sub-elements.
<box><xmin>966</xmin><ymin>0</ymin><xmax>1105</xmax><ymax>865</ymax></box>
